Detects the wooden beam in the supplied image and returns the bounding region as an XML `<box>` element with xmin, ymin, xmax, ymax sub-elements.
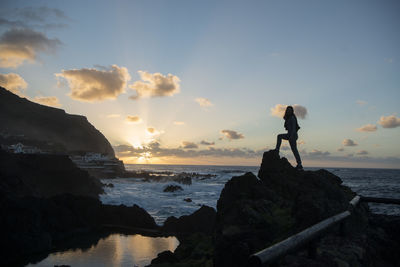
<box><xmin>249</xmin><ymin>211</ymin><xmax>351</xmax><ymax>266</ymax></box>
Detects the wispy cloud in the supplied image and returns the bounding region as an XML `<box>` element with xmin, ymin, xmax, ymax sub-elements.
<box><xmin>173</xmin><ymin>121</ymin><xmax>185</xmax><ymax>126</ymax></box>
<box><xmin>147</xmin><ymin>127</ymin><xmax>163</xmax><ymax>136</ymax></box>
<box><xmin>195</xmin><ymin>97</ymin><xmax>213</xmax><ymax>107</ymax></box>
<box><xmin>56</xmin><ymin>65</ymin><xmax>131</xmax><ymax>102</ymax></box>
<box><xmin>378</xmin><ymin>115</ymin><xmax>400</xmax><ymax>128</ymax></box>
<box><xmin>356</xmin><ymin>100</ymin><xmax>367</xmax><ymax>106</ymax></box>
<box><xmin>270</xmin><ymin>104</ymin><xmax>308</xmax><ymax>119</ymax></box>
<box><xmin>356</xmin><ymin>150</ymin><xmax>368</xmax><ymax>155</ymax></box>
<box><xmin>0</xmin><ymin>28</ymin><xmax>61</xmax><ymax>68</ymax></box>
<box><xmin>126</xmin><ymin>115</ymin><xmax>142</xmax><ymax>124</ymax></box>
<box><xmin>356</xmin><ymin>124</ymin><xmax>377</xmax><ymax>132</ymax></box>
<box><xmin>220</xmin><ymin>129</ymin><xmax>244</xmax><ymax>140</ymax></box>
<box><xmin>182</xmin><ymin>141</ymin><xmax>198</xmax><ymax>149</ymax></box>
<box><xmin>129</xmin><ymin>71</ymin><xmax>180</xmax><ymax>99</ymax></box>
<box><xmin>0</xmin><ymin>73</ymin><xmax>27</xmax><ymax>95</ymax></box>
<box><xmin>115</xmin><ymin>142</ymin><xmax>265</xmax><ymax>159</ymax></box>
<box><xmin>308</xmin><ymin>149</ymin><xmax>330</xmax><ymax>156</ymax></box>
<box><xmin>342</xmin><ymin>139</ymin><xmax>357</xmax><ymax>146</ymax></box>
<box><xmin>200</xmin><ymin>140</ymin><xmax>215</xmax><ymax>146</ymax></box>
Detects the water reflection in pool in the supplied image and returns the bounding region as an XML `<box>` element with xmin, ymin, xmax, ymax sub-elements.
<box><xmin>27</xmin><ymin>234</ymin><xmax>179</xmax><ymax>267</ymax></box>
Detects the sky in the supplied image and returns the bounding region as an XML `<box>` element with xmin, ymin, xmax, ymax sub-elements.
<box><xmin>0</xmin><ymin>0</ymin><xmax>399</xmax><ymax>168</ymax></box>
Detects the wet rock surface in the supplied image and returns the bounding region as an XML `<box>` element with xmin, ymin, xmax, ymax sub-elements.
<box><xmin>163</xmin><ymin>184</ymin><xmax>184</xmax><ymax>192</ymax></box>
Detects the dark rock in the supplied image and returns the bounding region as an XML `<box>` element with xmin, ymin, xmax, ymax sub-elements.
<box><xmin>214</xmin><ymin>150</ymin><xmax>362</xmax><ymax>267</ymax></box>
<box><xmin>150</xmin><ymin>250</ymin><xmax>178</xmax><ymax>264</ymax></box>
<box><xmin>163</xmin><ymin>184</ymin><xmax>183</xmax><ymax>192</ymax></box>
<box><xmin>0</xmin><ymin>149</ymin><xmax>103</xmax><ymax>198</ymax></box>
<box><xmin>184</xmin><ymin>198</ymin><xmax>192</xmax><ymax>202</ymax></box>
<box><xmin>149</xmin><ymin>233</ymin><xmax>213</xmax><ymax>267</ymax></box>
<box><xmin>162</xmin><ymin>205</ymin><xmax>216</xmax><ymax>234</ymax></box>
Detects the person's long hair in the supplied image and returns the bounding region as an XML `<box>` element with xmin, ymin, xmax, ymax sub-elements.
<box><xmin>283</xmin><ymin>106</ymin><xmax>294</xmax><ymax>120</ymax></box>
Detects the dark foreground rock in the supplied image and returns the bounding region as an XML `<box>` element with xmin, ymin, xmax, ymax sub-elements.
<box><xmin>0</xmin><ymin>193</ymin><xmax>158</xmax><ymax>266</ymax></box>
<box><xmin>0</xmin><ymin>149</ymin><xmax>103</xmax><ymax>198</ymax></box>
<box><xmin>214</xmin><ymin>150</ymin><xmax>398</xmax><ymax>267</ymax></box>
<box><xmin>162</xmin><ymin>205</ymin><xmax>216</xmax><ymax>234</ymax></box>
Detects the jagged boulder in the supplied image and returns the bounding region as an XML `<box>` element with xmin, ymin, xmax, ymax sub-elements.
<box><xmin>162</xmin><ymin>205</ymin><xmax>216</xmax><ymax>234</ymax></box>
<box><xmin>214</xmin><ymin>150</ymin><xmax>361</xmax><ymax>267</ymax></box>
<box><xmin>163</xmin><ymin>184</ymin><xmax>183</xmax><ymax>192</ymax></box>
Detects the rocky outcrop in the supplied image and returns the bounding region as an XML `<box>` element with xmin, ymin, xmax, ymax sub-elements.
<box><xmin>163</xmin><ymin>184</ymin><xmax>184</xmax><ymax>192</ymax></box>
<box><xmin>0</xmin><ymin>149</ymin><xmax>103</xmax><ymax>198</ymax></box>
<box><xmin>0</xmin><ymin>86</ymin><xmax>114</xmax><ymax>156</ymax></box>
<box><xmin>214</xmin><ymin>150</ymin><xmax>397</xmax><ymax>267</ymax></box>
<box><xmin>162</xmin><ymin>205</ymin><xmax>216</xmax><ymax>234</ymax></box>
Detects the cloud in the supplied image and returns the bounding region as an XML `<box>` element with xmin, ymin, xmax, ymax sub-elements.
<box><xmin>0</xmin><ymin>6</ymin><xmax>69</xmax><ymax>30</ymax></box>
<box><xmin>298</xmin><ymin>140</ymin><xmax>305</xmax><ymax>145</ymax></box>
<box><xmin>0</xmin><ymin>73</ymin><xmax>27</xmax><ymax>95</ymax></box>
<box><xmin>173</xmin><ymin>121</ymin><xmax>185</xmax><ymax>126</ymax></box>
<box><xmin>200</xmin><ymin>140</ymin><xmax>215</xmax><ymax>146</ymax></box>
<box><xmin>106</xmin><ymin>114</ymin><xmax>121</xmax><ymax>118</ymax></box>
<box><xmin>356</xmin><ymin>124</ymin><xmax>377</xmax><ymax>132</ymax></box>
<box><xmin>182</xmin><ymin>141</ymin><xmax>198</xmax><ymax>149</ymax></box>
<box><xmin>0</xmin><ymin>28</ymin><xmax>61</xmax><ymax>68</ymax></box>
<box><xmin>33</xmin><ymin>96</ymin><xmax>61</xmax><ymax>107</ymax></box>
<box><xmin>280</xmin><ymin>144</ymin><xmax>290</xmax><ymax>151</ymax></box>
<box><xmin>114</xmin><ymin>142</ymin><xmax>266</xmax><ymax>159</ymax></box>
<box><xmin>378</xmin><ymin>115</ymin><xmax>400</xmax><ymax>128</ymax></box>
<box><xmin>195</xmin><ymin>97</ymin><xmax>213</xmax><ymax>107</ymax></box>
<box><xmin>14</xmin><ymin>6</ymin><xmax>68</xmax><ymax>22</ymax></box>
<box><xmin>342</xmin><ymin>139</ymin><xmax>358</xmax><ymax>146</ymax></box>
<box><xmin>220</xmin><ymin>129</ymin><xmax>244</xmax><ymax>140</ymax></box>
<box><xmin>308</xmin><ymin>149</ymin><xmax>330</xmax><ymax>156</ymax></box>
<box><xmin>356</xmin><ymin>100</ymin><xmax>367</xmax><ymax>106</ymax></box>
<box><xmin>126</xmin><ymin>115</ymin><xmax>142</xmax><ymax>124</ymax></box>
<box><xmin>147</xmin><ymin>127</ymin><xmax>163</xmax><ymax>136</ymax></box>
<box><xmin>270</xmin><ymin>104</ymin><xmax>308</xmax><ymax>119</ymax></box>
<box><xmin>56</xmin><ymin>65</ymin><xmax>131</xmax><ymax>102</ymax></box>
<box><xmin>129</xmin><ymin>71</ymin><xmax>180</xmax><ymax>99</ymax></box>
<box><xmin>357</xmin><ymin>150</ymin><xmax>368</xmax><ymax>155</ymax></box>
<box><xmin>337</xmin><ymin>148</ymin><xmax>344</xmax><ymax>152</ymax></box>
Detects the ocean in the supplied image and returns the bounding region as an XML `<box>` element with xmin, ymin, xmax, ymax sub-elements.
<box><xmin>100</xmin><ymin>164</ymin><xmax>400</xmax><ymax>225</ymax></box>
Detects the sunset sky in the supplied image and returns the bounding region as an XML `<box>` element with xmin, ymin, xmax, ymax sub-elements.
<box><xmin>1</xmin><ymin>0</ymin><xmax>399</xmax><ymax>168</ymax></box>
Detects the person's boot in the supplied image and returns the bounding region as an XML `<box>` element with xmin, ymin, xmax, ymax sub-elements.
<box><xmin>295</xmin><ymin>164</ymin><xmax>303</xmax><ymax>171</ymax></box>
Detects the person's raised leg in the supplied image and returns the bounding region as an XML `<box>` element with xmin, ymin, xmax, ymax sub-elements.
<box><xmin>275</xmin><ymin>134</ymin><xmax>288</xmax><ymax>151</ymax></box>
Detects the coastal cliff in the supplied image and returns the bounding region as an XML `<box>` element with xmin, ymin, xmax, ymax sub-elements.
<box><xmin>0</xmin><ymin>86</ymin><xmax>114</xmax><ymax>156</ymax></box>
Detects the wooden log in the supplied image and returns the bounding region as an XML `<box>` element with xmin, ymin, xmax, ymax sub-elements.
<box><xmin>361</xmin><ymin>196</ymin><xmax>400</xmax><ymax>205</ymax></box>
<box><xmin>249</xmin><ymin>211</ymin><xmax>351</xmax><ymax>266</ymax></box>
<box><xmin>349</xmin><ymin>195</ymin><xmax>360</xmax><ymax>207</ymax></box>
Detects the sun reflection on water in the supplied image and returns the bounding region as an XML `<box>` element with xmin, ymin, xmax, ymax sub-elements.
<box><xmin>27</xmin><ymin>234</ymin><xmax>179</xmax><ymax>267</ymax></box>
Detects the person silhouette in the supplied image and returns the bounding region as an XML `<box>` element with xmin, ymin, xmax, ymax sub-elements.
<box><xmin>275</xmin><ymin>106</ymin><xmax>303</xmax><ymax>170</ymax></box>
